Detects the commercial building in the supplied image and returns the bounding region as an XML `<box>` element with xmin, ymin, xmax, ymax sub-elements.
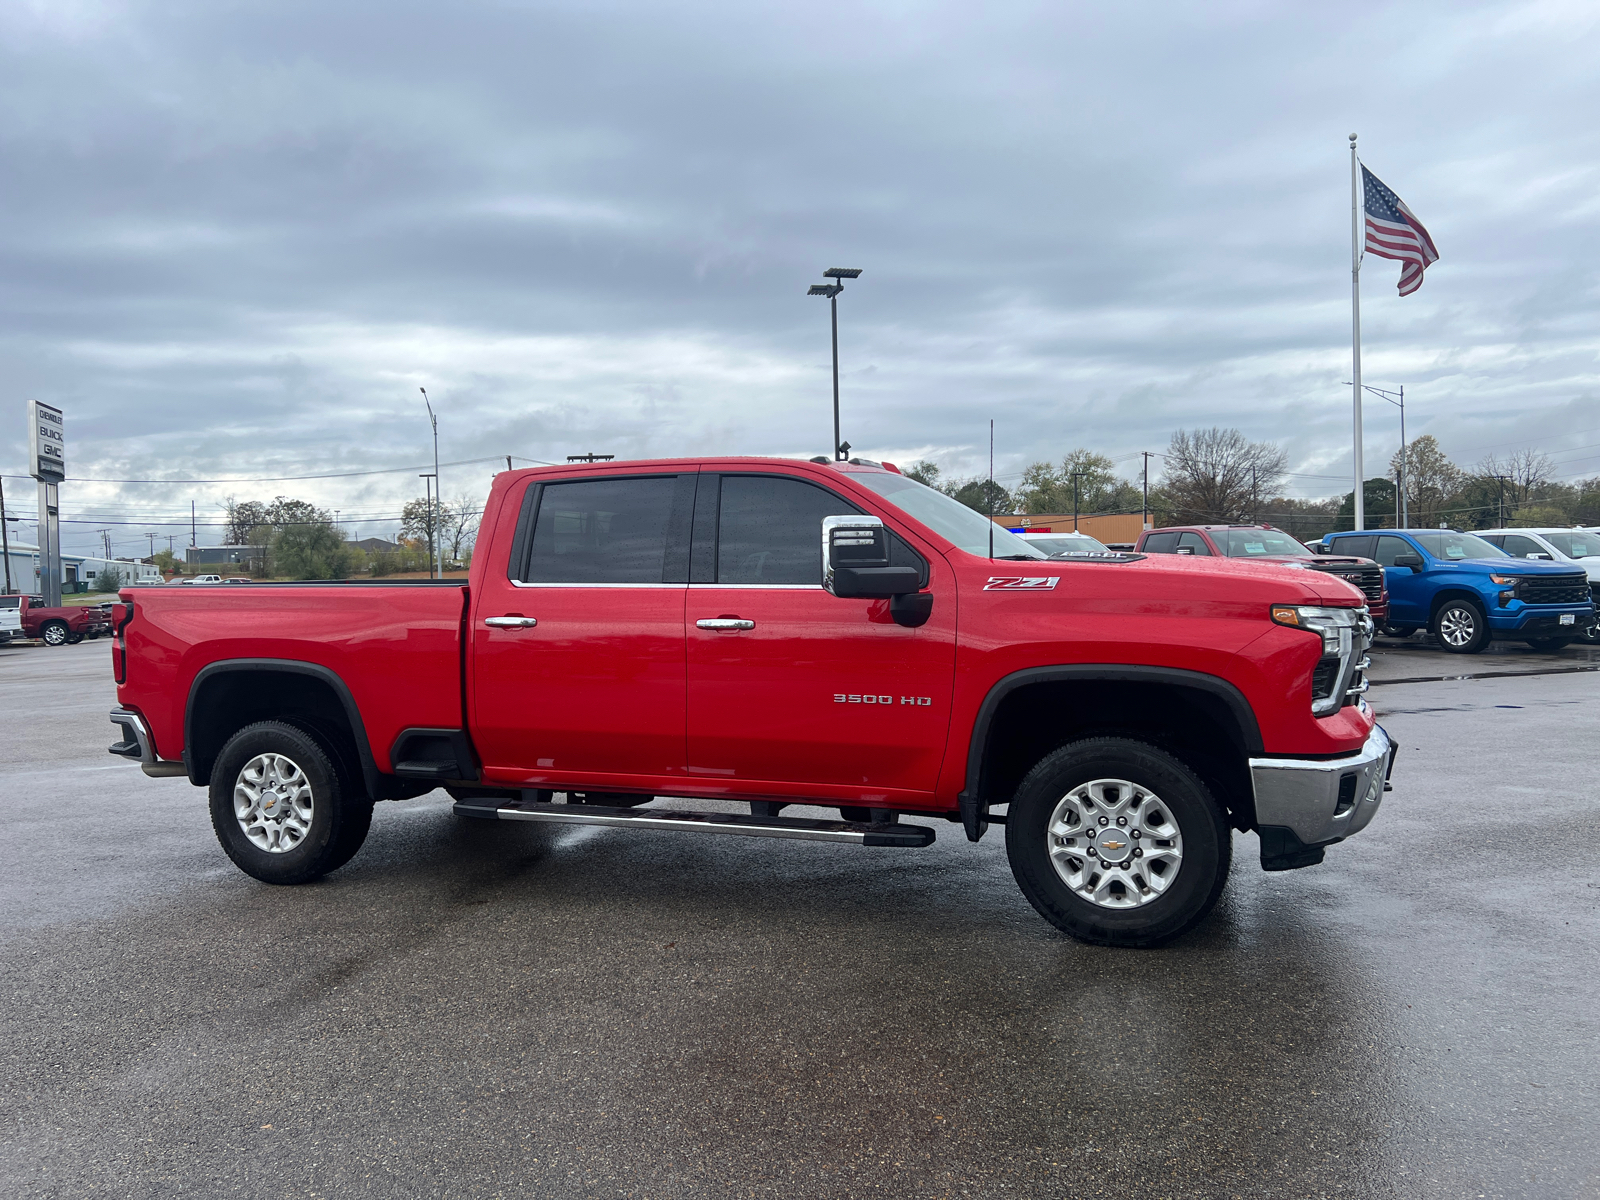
<box><xmin>1</xmin><ymin>540</ymin><xmax>160</xmax><ymax>594</ymax></box>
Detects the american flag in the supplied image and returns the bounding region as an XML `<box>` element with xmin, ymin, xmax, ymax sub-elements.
<box><xmin>1362</xmin><ymin>165</ymin><xmax>1439</xmax><ymax>296</ymax></box>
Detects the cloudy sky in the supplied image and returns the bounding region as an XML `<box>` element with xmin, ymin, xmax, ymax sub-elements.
<box><xmin>4</xmin><ymin>0</ymin><xmax>1599</xmax><ymax>557</ymax></box>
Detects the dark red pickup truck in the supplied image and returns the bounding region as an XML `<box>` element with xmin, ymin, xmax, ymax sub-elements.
<box><xmin>21</xmin><ymin>596</ymin><xmax>112</xmax><ymax>646</ymax></box>
<box><xmin>108</xmin><ymin>457</ymin><xmax>1394</xmax><ymax>946</ymax></box>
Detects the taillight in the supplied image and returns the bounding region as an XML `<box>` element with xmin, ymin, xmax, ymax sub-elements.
<box><xmin>112</xmin><ymin>598</ymin><xmax>133</xmax><ymax>684</ymax></box>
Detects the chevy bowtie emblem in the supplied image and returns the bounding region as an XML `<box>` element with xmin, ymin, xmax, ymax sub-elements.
<box><xmin>1102</xmin><ymin>838</ymin><xmax>1126</xmax><ymax>850</ymax></box>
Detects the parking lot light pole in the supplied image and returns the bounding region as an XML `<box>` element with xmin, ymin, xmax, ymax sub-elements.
<box><xmin>1070</xmin><ymin>471</ymin><xmax>1089</xmax><ymax>531</ymax></box>
<box><xmin>421</xmin><ymin>388</ymin><xmax>441</xmax><ymax>577</ymax></box>
<box><xmin>808</xmin><ymin>268</ymin><xmax>862</xmax><ymax>461</ymax></box>
<box><xmin>1346</xmin><ymin>382</ymin><xmax>1407</xmax><ymax>526</ymax></box>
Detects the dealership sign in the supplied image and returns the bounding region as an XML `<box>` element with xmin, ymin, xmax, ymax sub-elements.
<box><xmin>29</xmin><ymin>400</ymin><xmax>64</xmax><ymax>482</ymax></box>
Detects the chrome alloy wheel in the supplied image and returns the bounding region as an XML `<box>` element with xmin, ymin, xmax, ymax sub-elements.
<box><xmin>1046</xmin><ymin>778</ymin><xmax>1183</xmax><ymax>909</ymax></box>
<box><xmin>1437</xmin><ymin>604</ymin><xmax>1478</xmax><ymax>648</ymax></box>
<box><xmin>233</xmin><ymin>752</ymin><xmax>315</xmax><ymax>853</ymax></box>
<box><xmin>41</xmin><ymin>623</ymin><xmax>68</xmax><ymax>646</ymax></box>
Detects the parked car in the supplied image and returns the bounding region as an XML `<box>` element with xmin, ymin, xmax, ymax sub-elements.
<box><xmin>108</xmin><ymin>456</ymin><xmax>1395</xmax><ymax>948</ymax></box>
<box><xmin>0</xmin><ymin>595</ymin><xmax>22</xmax><ymax>645</ymax></box>
<box><xmin>1476</xmin><ymin>528</ymin><xmax>1600</xmax><ymax>645</ymax></box>
<box><xmin>1136</xmin><ymin>524</ymin><xmax>1390</xmax><ymax>626</ymax></box>
<box><xmin>220</xmin><ymin>577</ymin><xmax>253</xmax><ymax>584</ymax></box>
<box><xmin>1016</xmin><ymin>530</ymin><xmax>1114</xmax><ymax>556</ymax></box>
<box><xmin>20</xmin><ymin>596</ymin><xmax>113</xmax><ymax>646</ymax></box>
<box><xmin>1318</xmin><ymin>528</ymin><xmax>1594</xmax><ymax>653</ymax></box>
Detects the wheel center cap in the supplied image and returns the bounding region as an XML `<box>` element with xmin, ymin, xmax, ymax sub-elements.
<box><xmin>260</xmin><ymin>789</ymin><xmax>284</xmax><ymax>818</ymax></box>
<box><xmin>1095</xmin><ymin>827</ymin><xmax>1133</xmax><ymax>863</ymax></box>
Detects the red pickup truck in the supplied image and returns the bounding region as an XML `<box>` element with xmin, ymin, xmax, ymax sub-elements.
<box><xmin>107</xmin><ymin>457</ymin><xmax>1394</xmax><ymax>946</ymax></box>
<box><xmin>22</xmin><ymin>596</ymin><xmax>112</xmax><ymax>646</ymax></box>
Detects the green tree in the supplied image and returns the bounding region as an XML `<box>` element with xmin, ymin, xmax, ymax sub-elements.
<box><xmin>1390</xmin><ymin>435</ymin><xmax>1462</xmax><ymax>529</ymax></box>
<box><xmin>151</xmin><ymin>548</ymin><xmax>178</xmax><ymax>575</ymax></box>
<box><xmin>95</xmin><ymin>565</ymin><xmax>124</xmax><ymax>592</ymax></box>
<box><xmin>270</xmin><ymin>520</ymin><xmax>358</xmax><ymax>580</ymax></box>
<box><xmin>1337</xmin><ymin>478</ymin><xmax>1400</xmax><ymax>529</ymax></box>
<box><xmin>902</xmin><ymin>461</ymin><xmax>943</xmax><ymax>489</ymax></box>
<box><xmin>1015</xmin><ymin>450</ymin><xmax>1141</xmax><ymax>516</ymax></box>
<box><xmin>950</xmin><ymin>478</ymin><xmax>1013</xmax><ymax>515</ymax></box>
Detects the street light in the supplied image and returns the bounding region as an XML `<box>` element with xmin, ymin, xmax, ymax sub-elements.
<box><xmin>1070</xmin><ymin>471</ymin><xmax>1090</xmax><ymax>532</ymax></box>
<box><xmin>1344</xmin><ymin>382</ymin><xmax>1407</xmax><ymax>526</ymax></box>
<box><xmin>421</xmin><ymin>388</ymin><xmax>442</xmax><ymax>578</ymax></box>
<box><xmin>807</xmin><ymin>268</ymin><xmax>863</xmax><ymax>461</ymax></box>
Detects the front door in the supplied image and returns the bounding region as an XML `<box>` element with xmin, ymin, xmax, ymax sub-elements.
<box><xmin>469</xmin><ymin>472</ymin><xmax>695</xmax><ymax>791</ymax></box>
<box><xmin>1371</xmin><ymin>534</ymin><xmax>1427</xmax><ymax>624</ymax></box>
<box><xmin>685</xmin><ymin>472</ymin><xmax>957</xmax><ymax>803</ymax></box>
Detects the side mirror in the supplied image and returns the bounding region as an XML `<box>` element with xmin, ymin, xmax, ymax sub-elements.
<box><xmin>1529</xmin><ymin>553</ymin><xmax>1551</xmax><ymax>560</ymax></box>
<box><xmin>822</xmin><ymin>516</ymin><xmax>928</xmax><ymax>626</ymax></box>
<box><xmin>1392</xmin><ymin>553</ymin><xmax>1423</xmax><ymax>571</ymax></box>
<box><xmin>1175</xmin><ymin>546</ymin><xmax>1195</xmax><ymax>555</ymax></box>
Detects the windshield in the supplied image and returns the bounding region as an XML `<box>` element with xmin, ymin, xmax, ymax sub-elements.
<box><xmin>849</xmin><ymin>473</ymin><xmax>1046</xmax><ymax>558</ymax></box>
<box><xmin>1541</xmin><ymin>532</ymin><xmax>1600</xmax><ymax>559</ymax></box>
<box><xmin>1027</xmin><ymin>534</ymin><xmax>1110</xmax><ymax>555</ymax></box>
<box><xmin>1214</xmin><ymin>529</ymin><xmax>1307</xmax><ymax>557</ymax></box>
<box><xmin>1413</xmin><ymin>531</ymin><xmax>1507</xmax><ymax>561</ymax></box>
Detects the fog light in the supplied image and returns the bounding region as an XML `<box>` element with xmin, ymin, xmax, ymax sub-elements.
<box><xmin>1498</xmin><ymin>590</ymin><xmax>1514</xmax><ymax>607</ymax></box>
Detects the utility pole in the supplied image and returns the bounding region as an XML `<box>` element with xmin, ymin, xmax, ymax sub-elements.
<box><xmin>1070</xmin><ymin>471</ymin><xmax>1089</xmax><ymax>532</ymax></box>
<box><xmin>0</xmin><ymin>475</ymin><xmax>12</xmax><ymax>594</ymax></box>
<box><xmin>1141</xmin><ymin>452</ymin><xmax>1152</xmax><ymax>530</ymax></box>
<box><xmin>1492</xmin><ymin>474</ymin><xmax>1511</xmax><ymax>528</ymax></box>
<box><xmin>146</xmin><ymin>532</ymin><xmax>157</xmax><ymax>557</ymax></box>
<box><xmin>807</xmin><ymin>268</ymin><xmax>863</xmax><ymax>460</ymax></box>
<box><xmin>190</xmin><ymin>500</ymin><xmax>197</xmax><ymax>548</ymax></box>
<box><xmin>421</xmin><ymin>388</ymin><xmax>442</xmax><ymax>578</ymax></box>
<box><xmin>419</xmin><ymin>473</ymin><xmax>437</xmax><ymax>578</ymax></box>
<box><xmin>1250</xmin><ymin>467</ymin><xmax>1258</xmax><ymax>523</ymax></box>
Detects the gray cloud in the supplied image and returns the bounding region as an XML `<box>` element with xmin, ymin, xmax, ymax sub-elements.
<box><xmin>3</xmin><ymin>0</ymin><xmax>1599</xmax><ymax>555</ymax></box>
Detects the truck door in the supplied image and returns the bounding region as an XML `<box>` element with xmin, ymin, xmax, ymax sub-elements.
<box><xmin>469</xmin><ymin>472</ymin><xmax>695</xmax><ymax>789</ymax></box>
<box><xmin>1371</xmin><ymin>534</ymin><xmax>1427</xmax><ymax>623</ymax></box>
<box><xmin>684</xmin><ymin>472</ymin><xmax>957</xmax><ymax>800</ymax></box>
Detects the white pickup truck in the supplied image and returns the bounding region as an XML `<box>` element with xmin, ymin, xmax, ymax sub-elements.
<box><xmin>0</xmin><ymin>595</ymin><xmax>22</xmax><ymax>645</ymax></box>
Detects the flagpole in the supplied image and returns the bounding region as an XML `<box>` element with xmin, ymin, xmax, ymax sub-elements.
<box><xmin>1350</xmin><ymin>132</ymin><xmax>1365</xmax><ymax>532</ymax></box>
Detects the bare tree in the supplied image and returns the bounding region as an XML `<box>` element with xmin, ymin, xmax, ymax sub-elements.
<box><xmin>444</xmin><ymin>491</ymin><xmax>482</xmax><ymax>563</ymax></box>
<box><xmin>1475</xmin><ymin>448</ymin><xmax>1553</xmax><ymax>510</ymax></box>
<box><xmin>1161</xmin><ymin>428</ymin><xmax>1287</xmax><ymax>523</ymax></box>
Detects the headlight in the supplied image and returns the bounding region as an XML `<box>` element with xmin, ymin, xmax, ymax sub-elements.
<box><xmin>1488</xmin><ymin>574</ymin><xmax>1518</xmax><ymax>586</ymax></box>
<box><xmin>1271</xmin><ymin>604</ymin><xmax>1363</xmax><ymax>656</ymax></box>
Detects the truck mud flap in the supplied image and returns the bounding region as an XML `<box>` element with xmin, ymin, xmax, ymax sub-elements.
<box><xmin>453</xmin><ymin>796</ymin><xmax>936</xmax><ymax>848</ymax></box>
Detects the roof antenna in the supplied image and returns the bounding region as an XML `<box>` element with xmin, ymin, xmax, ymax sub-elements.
<box><xmin>988</xmin><ymin>419</ymin><xmax>995</xmax><ymax>561</ymax></box>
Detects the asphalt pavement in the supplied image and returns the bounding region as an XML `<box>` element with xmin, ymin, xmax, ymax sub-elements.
<box><xmin>2</xmin><ymin>637</ymin><xmax>1597</xmax><ymax>1199</ymax></box>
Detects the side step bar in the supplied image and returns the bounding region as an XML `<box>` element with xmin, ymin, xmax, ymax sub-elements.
<box><xmin>452</xmin><ymin>796</ymin><xmax>936</xmax><ymax>848</ymax></box>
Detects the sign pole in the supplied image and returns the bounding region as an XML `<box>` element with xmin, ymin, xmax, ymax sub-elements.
<box><xmin>28</xmin><ymin>400</ymin><xmax>66</xmax><ymax>604</ymax></box>
<box><xmin>37</xmin><ymin>481</ymin><xmax>61</xmax><ymax>604</ymax></box>
<box><xmin>1350</xmin><ymin>133</ymin><xmax>1365</xmax><ymax>533</ymax></box>
<box><xmin>0</xmin><ymin>475</ymin><xmax>12</xmax><ymax>593</ymax></box>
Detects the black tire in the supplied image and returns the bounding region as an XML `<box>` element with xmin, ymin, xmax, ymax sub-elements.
<box><xmin>1525</xmin><ymin>637</ymin><xmax>1574</xmax><ymax>653</ymax></box>
<box><xmin>1431</xmin><ymin>598</ymin><xmax>1489</xmax><ymax>654</ymax></box>
<box><xmin>65</xmin><ymin>633</ymin><xmax>84</xmax><ymax>645</ymax></box>
<box><xmin>839</xmin><ymin>806</ymin><xmax>873</xmax><ymax>822</ymax></box>
<box><xmin>40</xmin><ymin>620</ymin><xmax>69</xmax><ymax>647</ymax></box>
<box><xmin>1383</xmin><ymin>624</ymin><xmax>1418</xmax><ymax>639</ymax></box>
<box><xmin>1578</xmin><ymin>618</ymin><xmax>1600</xmax><ymax>646</ymax></box>
<box><xmin>208</xmin><ymin>721</ymin><xmax>369</xmax><ymax>885</ymax></box>
<box><xmin>1004</xmin><ymin>737</ymin><xmax>1231</xmax><ymax>947</ymax></box>
<box><xmin>569</xmin><ymin>791</ymin><xmax>653</xmax><ymax>808</ymax></box>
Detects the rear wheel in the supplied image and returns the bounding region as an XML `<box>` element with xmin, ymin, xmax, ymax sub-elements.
<box><xmin>1432</xmin><ymin>599</ymin><xmax>1489</xmax><ymax>654</ymax></box>
<box><xmin>1004</xmin><ymin>737</ymin><xmax>1231</xmax><ymax>947</ymax></box>
<box><xmin>208</xmin><ymin>721</ymin><xmax>370</xmax><ymax>884</ymax></box>
<box><xmin>66</xmin><ymin>632</ymin><xmax>84</xmax><ymax>645</ymax></box>
<box><xmin>1383</xmin><ymin>624</ymin><xmax>1418</xmax><ymax>639</ymax></box>
<box><xmin>40</xmin><ymin>621</ymin><xmax>69</xmax><ymax>646</ymax></box>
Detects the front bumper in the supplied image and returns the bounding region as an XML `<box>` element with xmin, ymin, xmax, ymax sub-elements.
<box><xmin>108</xmin><ymin>708</ymin><xmax>188</xmax><ymax>778</ymax></box>
<box><xmin>1488</xmin><ymin>608</ymin><xmax>1594</xmax><ymax>639</ymax></box>
<box><xmin>1250</xmin><ymin>722</ymin><xmax>1393</xmax><ymax>847</ymax></box>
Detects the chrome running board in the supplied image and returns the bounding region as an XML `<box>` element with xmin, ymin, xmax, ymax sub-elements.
<box><xmin>451</xmin><ymin>796</ymin><xmax>936</xmax><ymax>848</ymax></box>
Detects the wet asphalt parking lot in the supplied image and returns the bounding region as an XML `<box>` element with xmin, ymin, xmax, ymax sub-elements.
<box><xmin>2</xmin><ymin>636</ymin><xmax>1597</xmax><ymax>1199</ymax></box>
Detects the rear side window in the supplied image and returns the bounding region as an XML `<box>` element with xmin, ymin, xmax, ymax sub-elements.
<box><xmin>1499</xmin><ymin>534</ymin><xmax>1545</xmax><ymax>559</ymax></box>
<box><xmin>1142</xmin><ymin>532</ymin><xmax>1179</xmax><ymax>553</ymax></box>
<box><xmin>522</xmin><ymin>476</ymin><xmax>679</xmax><ymax>584</ymax></box>
<box><xmin>1328</xmin><ymin>535</ymin><xmax>1373</xmax><ymax>558</ymax></box>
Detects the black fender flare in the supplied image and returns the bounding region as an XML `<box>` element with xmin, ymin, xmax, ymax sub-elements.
<box><xmin>955</xmin><ymin>664</ymin><xmax>1264</xmax><ymax>841</ymax></box>
<box><xmin>185</xmin><ymin>658</ymin><xmax>381</xmax><ymax>795</ymax></box>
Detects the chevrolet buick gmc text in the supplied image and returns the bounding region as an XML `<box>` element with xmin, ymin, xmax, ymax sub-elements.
<box><xmin>106</xmin><ymin>458</ymin><xmax>1395</xmax><ymax>946</ymax></box>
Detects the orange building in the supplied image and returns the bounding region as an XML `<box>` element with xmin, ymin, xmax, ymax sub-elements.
<box><xmin>992</xmin><ymin>512</ymin><xmax>1149</xmax><ymax>545</ymax></box>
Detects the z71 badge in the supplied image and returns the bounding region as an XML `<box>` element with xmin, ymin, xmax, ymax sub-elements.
<box><xmin>984</xmin><ymin>576</ymin><xmax>1059</xmax><ymax>590</ymax></box>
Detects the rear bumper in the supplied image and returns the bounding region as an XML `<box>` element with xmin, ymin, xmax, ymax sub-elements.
<box><xmin>1249</xmin><ymin>723</ymin><xmax>1393</xmax><ymax>846</ymax></box>
<box><xmin>108</xmin><ymin>708</ymin><xmax>188</xmax><ymax>778</ymax></box>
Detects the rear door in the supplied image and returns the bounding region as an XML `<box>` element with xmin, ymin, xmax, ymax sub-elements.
<box><xmin>684</xmin><ymin>472</ymin><xmax>957</xmax><ymax>801</ymax></box>
<box><xmin>469</xmin><ymin>471</ymin><xmax>695</xmax><ymax>789</ymax></box>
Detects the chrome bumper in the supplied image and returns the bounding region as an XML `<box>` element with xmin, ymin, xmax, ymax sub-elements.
<box><xmin>109</xmin><ymin>708</ymin><xmax>188</xmax><ymax>778</ymax></box>
<box><xmin>1249</xmin><ymin>723</ymin><xmax>1393</xmax><ymax>846</ymax></box>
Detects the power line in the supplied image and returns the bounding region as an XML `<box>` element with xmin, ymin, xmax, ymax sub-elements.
<box><xmin>0</xmin><ymin>455</ymin><xmax>550</xmax><ymax>486</ymax></box>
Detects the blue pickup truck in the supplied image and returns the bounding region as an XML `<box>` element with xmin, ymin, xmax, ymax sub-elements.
<box><xmin>1318</xmin><ymin>528</ymin><xmax>1594</xmax><ymax>653</ymax></box>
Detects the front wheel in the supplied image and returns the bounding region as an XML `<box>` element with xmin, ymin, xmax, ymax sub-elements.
<box><xmin>1432</xmin><ymin>599</ymin><xmax>1489</xmax><ymax>654</ymax></box>
<box><xmin>208</xmin><ymin>721</ymin><xmax>370</xmax><ymax>885</ymax></box>
<box><xmin>1004</xmin><ymin>737</ymin><xmax>1231</xmax><ymax>947</ymax></box>
<box><xmin>40</xmin><ymin>620</ymin><xmax>69</xmax><ymax>646</ymax></box>
<box><xmin>1578</xmin><ymin>618</ymin><xmax>1600</xmax><ymax>646</ymax></box>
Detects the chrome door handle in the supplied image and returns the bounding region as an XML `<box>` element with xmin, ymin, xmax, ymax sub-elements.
<box><xmin>696</xmin><ymin>618</ymin><xmax>755</xmax><ymax>631</ymax></box>
<box><xmin>484</xmin><ymin>616</ymin><xmax>537</xmax><ymax>628</ymax></box>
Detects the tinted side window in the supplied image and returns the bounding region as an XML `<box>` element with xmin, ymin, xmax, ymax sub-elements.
<box><xmin>523</xmin><ymin>476</ymin><xmax>678</xmax><ymax>584</ymax></box>
<box><xmin>1176</xmin><ymin>532</ymin><xmax>1212</xmax><ymax>556</ymax></box>
<box><xmin>717</xmin><ymin>476</ymin><xmax>853</xmax><ymax>584</ymax></box>
<box><xmin>1328</xmin><ymin>535</ymin><xmax>1373</xmax><ymax>558</ymax></box>
<box><xmin>1500</xmin><ymin>534</ymin><xmax>1544</xmax><ymax>558</ymax></box>
<box><xmin>1142</xmin><ymin>532</ymin><xmax>1179</xmax><ymax>553</ymax></box>
<box><xmin>1372</xmin><ymin>535</ymin><xmax>1413</xmax><ymax>566</ymax></box>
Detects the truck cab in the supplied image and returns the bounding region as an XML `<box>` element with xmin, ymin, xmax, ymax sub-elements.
<box><xmin>1320</xmin><ymin>528</ymin><xmax>1595</xmax><ymax>652</ymax></box>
